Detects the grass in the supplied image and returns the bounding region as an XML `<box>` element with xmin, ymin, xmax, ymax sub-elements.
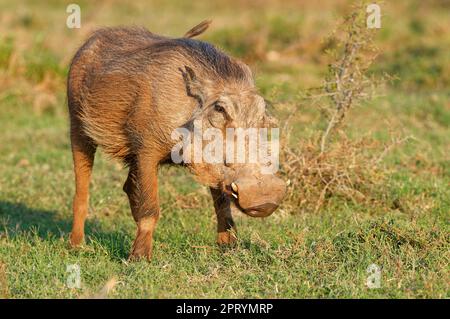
<box><xmin>0</xmin><ymin>0</ymin><xmax>449</xmax><ymax>298</ymax></box>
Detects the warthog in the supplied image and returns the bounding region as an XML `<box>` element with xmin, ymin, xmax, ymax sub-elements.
<box><xmin>67</xmin><ymin>20</ymin><xmax>286</xmax><ymax>260</ymax></box>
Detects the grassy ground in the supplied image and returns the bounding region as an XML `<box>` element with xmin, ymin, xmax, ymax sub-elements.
<box><xmin>0</xmin><ymin>0</ymin><xmax>448</xmax><ymax>298</ymax></box>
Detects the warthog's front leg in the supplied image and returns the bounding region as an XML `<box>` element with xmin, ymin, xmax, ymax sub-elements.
<box><xmin>124</xmin><ymin>156</ymin><xmax>160</xmax><ymax>261</ymax></box>
<box><xmin>210</xmin><ymin>188</ymin><xmax>237</xmax><ymax>245</ymax></box>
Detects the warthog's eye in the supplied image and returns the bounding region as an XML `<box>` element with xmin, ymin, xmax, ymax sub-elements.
<box><xmin>214</xmin><ymin>102</ymin><xmax>226</xmax><ymax>114</ymax></box>
<box><xmin>208</xmin><ymin>101</ymin><xmax>230</xmax><ymax>128</ymax></box>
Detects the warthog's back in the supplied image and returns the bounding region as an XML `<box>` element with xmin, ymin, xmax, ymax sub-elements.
<box><xmin>68</xmin><ymin>27</ymin><xmax>162</xmax><ymax>95</ymax></box>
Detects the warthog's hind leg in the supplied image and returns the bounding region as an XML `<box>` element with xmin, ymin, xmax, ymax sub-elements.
<box><xmin>69</xmin><ymin>127</ymin><xmax>97</xmax><ymax>247</ymax></box>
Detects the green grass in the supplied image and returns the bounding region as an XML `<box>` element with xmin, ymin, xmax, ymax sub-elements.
<box><xmin>0</xmin><ymin>94</ymin><xmax>448</xmax><ymax>298</ymax></box>
<box><xmin>0</xmin><ymin>0</ymin><xmax>449</xmax><ymax>298</ymax></box>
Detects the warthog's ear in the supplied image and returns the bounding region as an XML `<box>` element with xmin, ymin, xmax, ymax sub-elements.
<box><xmin>180</xmin><ymin>66</ymin><xmax>205</xmax><ymax>106</ymax></box>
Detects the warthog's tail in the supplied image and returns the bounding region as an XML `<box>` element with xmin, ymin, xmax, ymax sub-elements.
<box><xmin>183</xmin><ymin>20</ymin><xmax>212</xmax><ymax>38</ymax></box>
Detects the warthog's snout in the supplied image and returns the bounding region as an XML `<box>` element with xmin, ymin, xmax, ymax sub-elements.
<box><xmin>228</xmin><ymin>175</ymin><xmax>286</xmax><ymax>217</ymax></box>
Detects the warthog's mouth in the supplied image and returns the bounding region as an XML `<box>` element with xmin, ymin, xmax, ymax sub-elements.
<box><xmin>237</xmin><ymin>203</ymin><xmax>278</xmax><ymax>218</ymax></box>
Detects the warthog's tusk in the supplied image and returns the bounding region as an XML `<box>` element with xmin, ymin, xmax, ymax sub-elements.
<box><xmin>231</xmin><ymin>192</ymin><xmax>238</xmax><ymax>199</ymax></box>
<box><xmin>231</xmin><ymin>182</ymin><xmax>238</xmax><ymax>193</ymax></box>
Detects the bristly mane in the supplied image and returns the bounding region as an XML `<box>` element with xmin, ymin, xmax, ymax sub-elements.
<box><xmin>176</xmin><ymin>38</ymin><xmax>251</xmax><ymax>81</ymax></box>
<box><xmin>180</xmin><ymin>19</ymin><xmax>251</xmax><ymax>82</ymax></box>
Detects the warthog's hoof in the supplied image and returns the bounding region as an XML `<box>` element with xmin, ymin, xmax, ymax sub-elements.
<box><xmin>217</xmin><ymin>231</ymin><xmax>237</xmax><ymax>245</ymax></box>
<box><xmin>69</xmin><ymin>232</ymin><xmax>84</xmax><ymax>248</ymax></box>
<box><xmin>128</xmin><ymin>253</ymin><xmax>152</xmax><ymax>262</ymax></box>
<box><xmin>128</xmin><ymin>240</ymin><xmax>153</xmax><ymax>262</ymax></box>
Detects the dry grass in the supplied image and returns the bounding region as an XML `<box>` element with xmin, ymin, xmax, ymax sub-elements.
<box><xmin>280</xmin><ymin>5</ymin><xmax>411</xmax><ymax>213</ymax></box>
